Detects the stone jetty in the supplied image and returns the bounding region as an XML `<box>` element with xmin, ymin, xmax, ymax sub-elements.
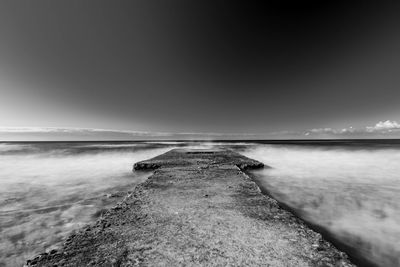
<box><xmin>27</xmin><ymin>149</ymin><xmax>354</xmax><ymax>266</ymax></box>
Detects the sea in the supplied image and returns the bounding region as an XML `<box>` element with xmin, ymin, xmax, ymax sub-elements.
<box><xmin>0</xmin><ymin>140</ymin><xmax>399</xmax><ymax>266</ymax></box>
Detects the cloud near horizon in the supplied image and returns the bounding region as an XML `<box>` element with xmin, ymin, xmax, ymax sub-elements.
<box><xmin>0</xmin><ymin>127</ymin><xmax>169</xmax><ymax>136</ymax></box>
<box><xmin>1</xmin><ymin>121</ymin><xmax>400</xmax><ymax>141</ymax></box>
<box><xmin>0</xmin><ymin>127</ymin><xmax>260</xmax><ymax>141</ymax></box>
<box><xmin>0</xmin><ymin>127</ymin><xmax>172</xmax><ymax>141</ymax></box>
<box><xmin>366</xmin><ymin>120</ymin><xmax>400</xmax><ymax>132</ymax></box>
<box><xmin>304</xmin><ymin>120</ymin><xmax>400</xmax><ymax>137</ymax></box>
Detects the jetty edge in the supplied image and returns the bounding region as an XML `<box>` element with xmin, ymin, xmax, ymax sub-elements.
<box><xmin>27</xmin><ymin>149</ymin><xmax>354</xmax><ymax>266</ymax></box>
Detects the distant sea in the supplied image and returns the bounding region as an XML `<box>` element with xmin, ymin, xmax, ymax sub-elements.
<box><xmin>0</xmin><ymin>140</ymin><xmax>399</xmax><ymax>266</ymax></box>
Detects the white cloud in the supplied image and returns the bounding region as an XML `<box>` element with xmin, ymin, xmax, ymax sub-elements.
<box><xmin>3</xmin><ymin>120</ymin><xmax>400</xmax><ymax>140</ymax></box>
<box><xmin>0</xmin><ymin>127</ymin><xmax>260</xmax><ymax>140</ymax></box>
<box><xmin>0</xmin><ymin>127</ymin><xmax>265</xmax><ymax>137</ymax></box>
<box><xmin>0</xmin><ymin>127</ymin><xmax>171</xmax><ymax>136</ymax></box>
<box><xmin>303</xmin><ymin>128</ymin><xmax>345</xmax><ymax>136</ymax></box>
<box><xmin>303</xmin><ymin>120</ymin><xmax>400</xmax><ymax>137</ymax></box>
<box><xmin>0</xmin><ymin>127</ymin><xmax>60</xmax><ymax>133</ymax></box>
<box><xmin>366</xmin><ymin>120</ymin><xmax>400</xmax><ymax>132</ymax></box>
<box><xmin>310</xmin><ymin>128</ymin><xmax>336</xmax><ymax>133</ymax></box>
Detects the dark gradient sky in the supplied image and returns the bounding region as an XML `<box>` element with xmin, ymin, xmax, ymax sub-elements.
<box><xmin>1</xmin><ymin>1</ymin><xmax>400</xmax><ymax>139</ymax></box>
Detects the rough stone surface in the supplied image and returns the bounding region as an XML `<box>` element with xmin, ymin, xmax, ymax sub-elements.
<box><xmin>27</xmin><ymin>149</ymin><xmax>354</xmax><ymax>266</ymax></box>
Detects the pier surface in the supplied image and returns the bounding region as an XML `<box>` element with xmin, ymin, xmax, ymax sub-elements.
<box><xmin>27</xmin><ymin>149</ymin><xmax>353</xmax><ymax>266</ymax></box>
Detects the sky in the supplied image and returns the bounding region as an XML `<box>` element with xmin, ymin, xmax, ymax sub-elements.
<box><xmin>1</xmin><ymin>1</ymin><xmax>400</xmax><ymax>140</ymax></box>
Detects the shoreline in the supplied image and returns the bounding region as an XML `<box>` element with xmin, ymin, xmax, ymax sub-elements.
<box><xmin>27</xmin><ymin>149</ymin><xmax>354</xmax><ymax>266</ymax></box>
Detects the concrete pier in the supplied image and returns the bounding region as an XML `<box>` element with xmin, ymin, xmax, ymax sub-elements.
<box><xmin>27</xmin><ymin>149</ymin><xmax>353</xmax><ymax>266</ymax></box>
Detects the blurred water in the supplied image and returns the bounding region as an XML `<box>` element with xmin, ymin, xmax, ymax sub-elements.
<box><xmin>0</xmin><ymin>142</ymin><xmax>173</xmax><ymax>266</ymax></box>
<box><xmin>1</xmin><ymin>141</ymin><xmax>400</xmax><ymax>266</ymax></box>
<box><xmin>242</xmin><ymin>144</ymin><xmax>400</xmax><ymax>267</ymax></box>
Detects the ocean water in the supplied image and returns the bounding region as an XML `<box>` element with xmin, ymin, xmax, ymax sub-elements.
<box><xmin>0</xmin><ymin>141</ymin><xmax>399</xmax><ymax>266</ymax></box>
<box><xmin>242</xmin><ymin>141</ymin><xmax>400</xmax><ymax>267</ymax></box>
<box><xmin>0</xmin><ymin>142</ymin><xmax>174</xmax><ymax>266</ymax></box>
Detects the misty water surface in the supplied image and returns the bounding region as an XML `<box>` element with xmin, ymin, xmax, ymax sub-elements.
<box><xmin>0</xmin><ymin>142</ymin><xmax>173</xmax><ymax>266</ymax></box>
<box><xmin>243</xmin><ymin>144</ymin><xmax>400</xmax><ymax>267</ymax></box>
<box><xmin>1</xmin><ymin>141</ymin><xmax>400</xmax><ymax>267</ymax></box>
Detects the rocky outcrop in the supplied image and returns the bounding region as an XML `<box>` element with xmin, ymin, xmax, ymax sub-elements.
<box><xmin>133</xmin><ymin>149</ymin><xmax>265</xmax><ymax>170</ymax></box>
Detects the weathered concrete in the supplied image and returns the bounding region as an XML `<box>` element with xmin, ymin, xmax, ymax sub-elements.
<box><xmin>27</xmin><ymin>149</ymin><xmax>354</xmax><ymax>266</ymax></box>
